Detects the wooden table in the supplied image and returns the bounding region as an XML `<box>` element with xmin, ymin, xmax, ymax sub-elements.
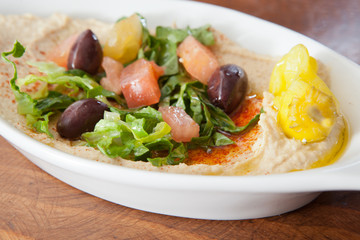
<box><xmin>1</xmin><ymin>0</ymin><xmax>359</xmax><ymax>239</ymax></box>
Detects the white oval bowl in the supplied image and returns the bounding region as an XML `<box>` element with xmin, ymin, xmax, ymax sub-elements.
<box><xmin>0</xmin><ymin>0</ymin><xmax>360</xmax><ymax>220</ymax></box>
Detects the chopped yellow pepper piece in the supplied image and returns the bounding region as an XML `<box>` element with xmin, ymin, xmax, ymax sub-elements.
<box><xmin>269</xmin><ymin>44</ymin><xmax>338</xmax><ymax>142</ymax></box>
<box><xmin>103</xmin><ymin>14</ymin><xmax>143</xmax><ymax>64</ymax></box>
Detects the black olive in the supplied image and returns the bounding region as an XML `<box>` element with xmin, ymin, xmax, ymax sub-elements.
<box><xmin>67</xmin><ymin>29</ymin><xmax>103</xmax><ymax>75</ymax></box>
<box><xmin>207</xmin><ymin>64</ymin><xmax>248</xmax><ymax>115</ymax></box>
<box><xmin>57</xmin><ymin>98</ymin><xmax>109</xmax><ymax>139</ymax></box>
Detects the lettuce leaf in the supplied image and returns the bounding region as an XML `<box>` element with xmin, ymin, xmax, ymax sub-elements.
<box><xmin>147</xmin><ymin>142</ymin><xmax>187</xmax><ymax>167</ymax></box>
<box><xmin>1</xmin><ymin>41</ymin><xmax>123</xmax><ymax>136</ymax></box>
<box><xmin>2</xmin><ymin>15</ymin><xmax>262</xmax><ymax>167</ymax></box>
<box><xmin>2</xmin><ymin>41</ymin><xmax>38</xmax><ymax>116</ymax></box>
<box><xmin>1</xmin><ymin>41</ymin><xmax>71</xmax><ymax>136</ymax></box>
<box><xmin>82</xmin><ymin>107</ymin><xmax>186</xmax><ymax>166</ymax></box>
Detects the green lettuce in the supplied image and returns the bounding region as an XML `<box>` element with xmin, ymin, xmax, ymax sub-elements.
<box><xmin>82</xmin><ymin>107</ymin><xmax>186</xmax><ymax>166</ymax></box>
<box><xmin>2</xmin><ymin>15</ymin><xmax>263</xmax><ymax>167</ymax></box>
<box><xmin>1</xmin><ymin>41</ymin><xmax>73</xmax><ymax>136</ymax></box>
<box><xmin>1</xmin><ymin>41</ymin><xmax>122</xmax><ymax>136</ymax></box>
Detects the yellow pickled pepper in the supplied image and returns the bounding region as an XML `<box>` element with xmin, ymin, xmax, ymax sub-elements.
<box><xmin>269</xmin><ymin>44</ymin><xmax>338</xmax><ymax>143</ymax></box>
<box><xmin>103</xmin><ymin>14</ymin><xmax>143</xmax><ymax>64</ymax></box>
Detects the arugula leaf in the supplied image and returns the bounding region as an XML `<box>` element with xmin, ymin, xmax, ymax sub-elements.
<box><xmin>213</xmin><ymin>132</ymin><xmax>233</xmax><ymax>146</ymax></box>
<box><xmin>156</xmin><ymin>26</ymin><xmax>188</xmax><ymax>43</ymax></box>
<box><xmin>156</xmin><ymin>25</ymin><xmax>214</xmax><ymax>46</ymax></box>
<box><xmin>195</xmin><ymin>87</ymin><xmax>262</xmax><ymax>134</ymax></box>
<box><xmin>160</xmin><ymin>75</ymin><xmax>181</xmax><ymax>99</ymax></box>
<box><xmin>187</xmin><ymin>24</ymin><xmax>215</xmax><ymax>46</ymax></box>
<box><xmin>185</xmin><ymin>86</ymin><xmax>203</xmax><ymax>124</ymax></box>
<box><xmin>156</xmin><ymin>40</ymin><xmax>178</xmax><ymax>75</ymax></box>
<box><xmin>138</xmin><ymin>20</ymin><xmax>215</xmax><ymax>76</ymax></box>
<box><xmin>158</xmin><ymin>74</ymin><xmax>262</xmax><ymax>150</ymax></box>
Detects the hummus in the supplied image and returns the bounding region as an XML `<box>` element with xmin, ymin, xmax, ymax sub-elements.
<box><xmin>0</xmin><ymin>14</ymin><xmax>346</xmax><ymax>175</ymax></box>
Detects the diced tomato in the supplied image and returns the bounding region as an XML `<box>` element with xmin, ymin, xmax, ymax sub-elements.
<box><xmin>120</xmin><ymin>59</ymin><xmax>164</xmax><ymax>108</ymax></box>
<box><xmin>177</xmin><ymin>35</ymin><xmax>219</xmax><ymax>85</ymax></box>
<box><xmin>47</xmin><ymin>34</ymin><xmax>78</xmax><ymax>68</ymax></box>
<box><xmin>100</xmin><ymin>56</ymin><xmax>124</xmax><ymax>94</ymax></box>
<box><xmin>159</xmin><ymin>106</ymin><xmax>200</xmax><ymax>142</ymax></box>
<box><xmin>150</xmin><ymin>61</ymin><xmax>164</xmax><ymax>79</ymax></box>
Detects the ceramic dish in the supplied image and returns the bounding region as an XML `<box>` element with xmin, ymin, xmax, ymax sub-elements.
<box><xmin>0</xmin><ymin>0</ymin><xmax>360</xmax><ymax>220</ymax></box>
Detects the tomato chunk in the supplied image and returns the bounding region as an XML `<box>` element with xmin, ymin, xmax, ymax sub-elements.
<box><xmin>100</xmin><ymin>56</ymin><xmax>124</xmax><ymax>94</ymax></box>
<box><xmin>150</xmin><ymin>61</ymin><xmax>164</xmax><ymax>79</ymax></box>
<box><xmin>120</xmin><ymin>59</ymin><xmax>164</xmax><ymax>108</ymax></box>
<box><xmin>177</xmin><ymin>35</ymin><xmax>219</xmax><ymax>85</ymax></box>
<box><xmin>159</xmin><ymin>106</ymin><xmax>200</xmax><ymax>142</ymax></box>
<box><xmin>47</xmin><ymin>34</ymin><xmax>78</xmax><ymax>68</ymax></box>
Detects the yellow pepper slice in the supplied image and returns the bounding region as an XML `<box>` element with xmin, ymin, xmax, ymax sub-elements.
<box><xmin>103</xmin><ymin>14</ymin><xmax>143</xmax><ymax>64</ymax></box>
<box><xmin>269</xmin><ymin>44</ymin><xmax>338</xmax><ymax>142</ymax></box>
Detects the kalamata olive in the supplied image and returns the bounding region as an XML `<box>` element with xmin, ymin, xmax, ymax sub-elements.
<box><xmin>57</xmin><ymin>98</ymin><xmax>109</xmax><ymax>139</ymax></box>
<box><xmin>67</xmin><ymin>29</ymin><xmax>103</xmax><ymax>75</ymax></box>
<box><xmin>207</xmin><ymin>64</ymin><xmax>248</xmax><ymax>115</ymax></box>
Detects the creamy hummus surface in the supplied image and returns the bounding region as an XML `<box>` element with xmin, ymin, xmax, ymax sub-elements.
<box><xmin>0</xmin><ymin>14</ymin><xmax>346</xmax><ymax>175</ymax></box>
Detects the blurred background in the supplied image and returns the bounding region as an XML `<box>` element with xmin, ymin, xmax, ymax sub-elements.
<box><xmin>193</xmin><ymin>0</ymin><xmax>360</xmax><ymax>64</ymax></box>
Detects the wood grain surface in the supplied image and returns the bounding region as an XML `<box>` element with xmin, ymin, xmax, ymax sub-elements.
<box><xmin>1</xmin><ymin>0</ymin><xmax>360</xmax><ymax>239</ymax></box>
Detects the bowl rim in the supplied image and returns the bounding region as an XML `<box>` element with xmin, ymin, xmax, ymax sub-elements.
<box><xmin>2</xmin><ymin>116</ymin><xmax>360</xmax><ymax>193</ymax></box>
<box><xmin>1</xmin><ymin>0</ymin><xmax>360</xmax><ymax>194</ymax></box>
